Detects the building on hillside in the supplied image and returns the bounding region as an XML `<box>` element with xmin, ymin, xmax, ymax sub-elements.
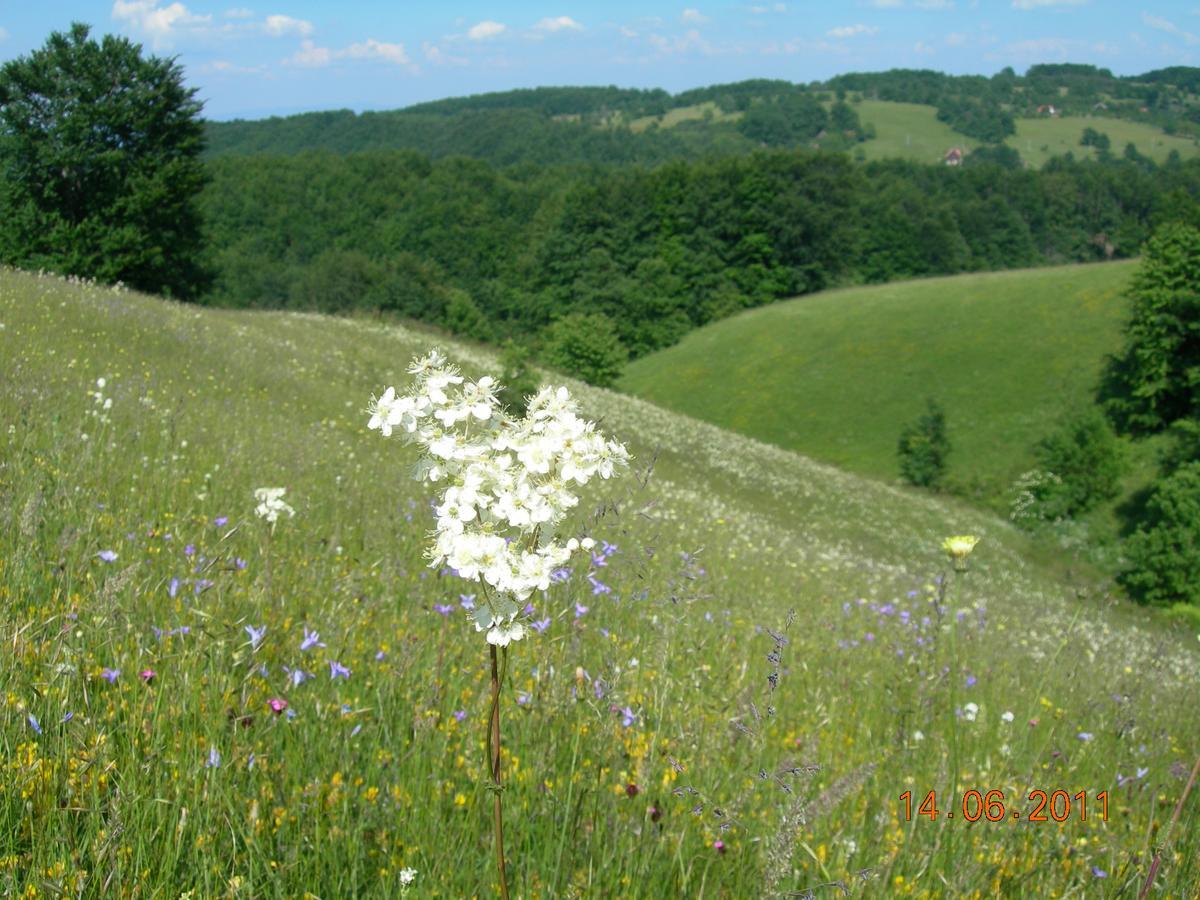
<box><xmin>943</xmin><ymin>147</ymin><xmax>964</xmax><ymax>166</ymax></box>
<box><xmin>1036</xmin><ymin>104</ymin><xmax>1059</xmax><ymax>117</ymax></box>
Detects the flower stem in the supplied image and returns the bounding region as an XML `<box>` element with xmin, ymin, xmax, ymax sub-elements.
<box><xmin>489</xmin><ymin>642</ymin><xmax>511</xmax><ymax>900</ymax></box>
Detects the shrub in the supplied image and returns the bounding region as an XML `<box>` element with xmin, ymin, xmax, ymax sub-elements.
<box><xmin>1120</xmin><ymin>461</ymin><xmax>1200</xmax><ymax>606</ymax></box>
<box><xmin>540</xmin><ymin>312</ymin><xmax>628</xmax><ymax>388</ymax></box>
<box><xmin>1031</xmin><ymin>410</ymin><xmax>1126</xmax><ymax>517</ymax></box>
<box><xmin>897</xmin><ymin>399</ymin><xmax>950</xmax><ymax>488</ymax></box>
<box><xmin>496</xmin><ymin>341</ymin><xmax>541</xmax><ymax>417</ymax></box>
<box><xmin>1009</xmin><ymin>468</ymin><xmax>1066</xmax><ymax>527</ymax></box>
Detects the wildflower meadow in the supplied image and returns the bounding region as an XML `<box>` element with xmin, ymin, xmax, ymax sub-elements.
<box><xmin>1</xmin><ymin>268</ymin><xmax>1199</xmax><ymax>897</ymax></box>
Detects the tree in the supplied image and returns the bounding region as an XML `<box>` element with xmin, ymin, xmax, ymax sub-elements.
<box><xmin>1031</xmin><ymin>410</ymin><xmax>1126</xmax><ymax>517</ymax></box>
<box><xmin>897</xmin><ymin>399</ymin><xmax>951</xmax><ymax>488</ymax></box>
<box><xmin>1120</xmin><ymin>461</ymin><xmax>1200</xmax><ymax>606</ymax></box>
<box><xmin>540</xmin><ymin>312</ymin><xmax>628</xmax><ymax>388</ymax></box>
<box><xmin>1100</xmin><ymin>224</ymin><xmax>1200</xmax><ymax>435</ymax></box>
<box><xmin>0</xmin><ymin>23</ymin><xmax>209</xmax><ymax>298</ymax></box>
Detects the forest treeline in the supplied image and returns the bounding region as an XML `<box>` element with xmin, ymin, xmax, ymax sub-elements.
<box><xmin>204</xmin><ymin>65</ymin><xmax>1200</xmax><ymax>165</ymax></box>
<box><xmin>201</xmin><ymin>147</ymin><xmax>1200</xmax><ymax>358</ymax></box>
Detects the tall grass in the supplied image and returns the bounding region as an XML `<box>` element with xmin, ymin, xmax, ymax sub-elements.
<box><xmin>1</xmin><ymin>269</ymin><xmax>1197</xmax><ymax>896</ymax></box>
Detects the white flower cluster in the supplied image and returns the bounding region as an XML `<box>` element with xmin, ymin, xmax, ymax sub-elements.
<box><xmin>90</xmin><ymin>377</ymin><xmax>113</xmax><ymax>423</ymax></box>
<box><xmin>254</xmin><ymin>487</ymin><xmax>295</xmax><ymax>525</ymax></box>
<box><xmin>367</xmin><ymin>349</ymin><xmax>629</xmax><ymax>646</ymax></box>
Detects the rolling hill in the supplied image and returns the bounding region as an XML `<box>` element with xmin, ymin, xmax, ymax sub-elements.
<box><xmin>2</xmin><ymin>266</ymin><xmax>1196</xmax><ymax>894</ymax></box>
<box><xmin>619</xmin><ymin>261</ymin><xmax>1142</xmax><ymax>505</ymax></box>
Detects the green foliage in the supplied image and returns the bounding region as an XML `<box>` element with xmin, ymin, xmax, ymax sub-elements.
<box><xmin>738</xmin><ymin>93</ymin><xmax>830</xmax><ymax>146</ymax></box>
<box><xmin>1101</xmin><ymin>223</ymin><xmax>1200</xmax><ymax>434</ymax></box>
<box><xmin>1080</xmin><ymin>127</ymin><xmax>1111</xmax><ymax>151</ymax></box>
<box><xmin>1120</xmin><ymin>461</ymin><xmax>1200</xmax><ymax>605</ymax></box>
<box><xmin>496</xmin><ymin>341</ymin><xmax>541</xmax><ymax>417</ymax></box>
<box><xmin>540</xmin><ymin>312</ymin><xmax>627</xmax><ymax>387</ymax></box>
<box><xmin>0</xmin><ymin>22</ymin><xmax>208</xmax><ymax>298</ymax></box>
<box><xmin>443</xmin><ymin>288</ymin><xmax>492</xmax><ymax>341</ymax></box>
<box><xmin>1030</xmin><ymin>410</ymin><xmax>1126</xmax><ymax>517</ymax></box>
<box><xmin>897</xmin><ymin>399</ymin><xmax>950</xmax><ymax>488</ymax></box>
<box><xmin>936</xmin><ymin>95</ymin><xmax>1015</xmax><ymax>142</ymax></box>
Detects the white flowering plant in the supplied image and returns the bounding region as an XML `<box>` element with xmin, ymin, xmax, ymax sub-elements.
<box><xmin>367</xmin><ymin>349</ymin><xmax>629</xmax><ymax>645</ymax></box>
<box><xmin>366</xmin><ymin>349</ymin><xmax>629</xmax><ymax>898</ymax></box>
<box><xmin>253</xmin><ymin>487</ymin><xmax>295</xmax><ymax>526</ymax></box>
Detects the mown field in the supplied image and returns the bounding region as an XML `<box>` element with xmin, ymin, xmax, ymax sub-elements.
<box><xmin>620</xmin><ymin>261</ymin><xmax>1144</xmax><ymax>511</ymax></box>
<box><xmin>1</xmin><ymin>268</ymin><xmax>1198</xmax><ymax>897</ymax></box>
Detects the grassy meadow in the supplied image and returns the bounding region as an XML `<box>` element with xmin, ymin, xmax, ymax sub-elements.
<box><xmin>619</xmin><ymin>261</ymin><xmax>1145</xmax><ymax>511</ymax></box>
<box><xmin>1006</xmin><ymin>116</ymin><xmax>1200</xmax><ymax>168</ymax></box>
<box><xmin>853</xmin><ymin>101</ymin><xmax>979</xmax><ymax>164</ymax></box>
<box><xmin>1</xmin><ymin>268</ymin><xmax>1199</xmax><ymax>897</ymax></box>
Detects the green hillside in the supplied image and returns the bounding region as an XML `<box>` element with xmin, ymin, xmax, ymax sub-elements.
<box><xmin>619</xmin><ymin>261</ymin><xmax>1139</xmax><ymax>501</ymax></box>
<box><xmin>855</xmin><ymin>100</ymin><xmax>978</xmax><ymax>163</ymax></box>
<box><xmin>2</xmin><ymin>267</ymin><xmax>1197</xmax><ymax>894</ymax></box>
<box><xmin>1008</xmin><ymin>115</ymin><xmax>1200</xmax><ymax>167</ymax></box>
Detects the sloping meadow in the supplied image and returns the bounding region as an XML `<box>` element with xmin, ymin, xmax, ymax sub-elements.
<box><xmin>0</xmin><ymin>269</ymin><xmax>1197</xmax><ymax>896</ymax></box>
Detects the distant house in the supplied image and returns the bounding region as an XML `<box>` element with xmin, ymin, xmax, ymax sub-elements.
<box><xmin>944</xmin><ymin>147</ymin><xmax>964</xmax><ymax>166</ymax></box>
<box><xmin>1036</xmin><ymin>104</ymin><xmax>1059</xmax><ymax>117</ymax></box>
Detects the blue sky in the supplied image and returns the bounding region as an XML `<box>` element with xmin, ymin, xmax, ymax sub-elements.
<box><xmin>1</xmin><ymin>2</ymin><xmax>1198</xmax><ymax>120</ymax></box>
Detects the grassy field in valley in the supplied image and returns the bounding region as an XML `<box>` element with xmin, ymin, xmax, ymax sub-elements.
<box><xmin>620</xmin><ymin>261</ymin><xmax>1142</xmax><ymax>512</ymax></box>
<box><xmin>1</xmin><ymin>268</ymin><xmax>1198</xmax><ymax>896</ymax></box>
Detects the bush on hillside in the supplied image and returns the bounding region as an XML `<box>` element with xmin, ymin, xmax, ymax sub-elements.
<box><xmin>540</xmin><ymin>312</ymin><xmax>628</xmax><ymax>388</ymax></box>
<box><xmin>496</xmin><ymin>341</ymin><xmax>541</xmax><ymax>417</ymax></box>
<box><xmin>897</xmin><ymin>399</ymin><xmax>950</xmax><ymax>488</ymax></box>
<box><xmin>1031</xmin><ymin>410</ymin><xmax>1126</xmax><ymax>517</ymax></box>
<box><xmin>1119</xmin><ymin>461</ymin><xmax>1200</xmax><ymax>606</ymax></box>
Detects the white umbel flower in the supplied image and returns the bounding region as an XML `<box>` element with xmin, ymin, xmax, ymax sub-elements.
<box><xmin>367</xmin><ymin>349</ymin><xmax>629</xmax><ymax>645</ymax></box>
<box><xmin>253</xmin><ymin>487</ymin><xmax>295</xmax><ymax>525</ymax></box>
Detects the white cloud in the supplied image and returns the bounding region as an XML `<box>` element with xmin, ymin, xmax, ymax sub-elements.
<box><xmin>223</xmin><ymin>6</ymin><xmax>253</xmax><ymax>17</ymax></box>
<box><xmin>341</xmin><ymin>38</ymin><xmax>409</xmax><ymax>65</ymax></box>
<box><xmin>945</xmin><ymin>31</ymin><xmax>967</xmax><ymax>45</ymax></box>
<box><xmin>287</xmin><ymin>38</ymin><xmax>330</xmax><ymax>66</ymax></box>
<box><xmin>646</xmin><ymin>27</ymin><xmax>715</xmax><ymax>55</ymax></box>
<box><xmin>263</xmin><ymin>14</ymin><xmax>312</xmax><ymax>37</ymax></box>
<box><xmin>867</xmin><ymin>0</ymin><xmax>954</xmax><ymax>6</ymax></box>
<box><xmin>681</xmin><ymin>8</ymin><xmax>710</xmax><ymax>24</ymax></box>
<box><xmin>423</xmin><ymin>41</ymin><xmax>467</xmax><ymax>65</ymax></box>
<box><xmin>620</xmin><ymin>25</ymin><xmax>639</xmax><ymax>38</ymax></box>
<box><xmin>111</xmin><ymin>1</ymin><xmax>212</xmax><ymax>47</ymax></box>
<box><xmin>200</xmin><ymin>58</ymin><xmax>265</xmax><ymax>74</ymax></box>
<box><xmin>534</xmin><ymin>16</ymin><xmax>583</xmax><ymax>33</ymax></box>
<box><xmin>467</xmin><ymin>20</ymin><xmax>506</xmax><ymax>40</ymax></box>
<box><xmin>913</xmin><ymin>39</ymin><xmax>935</xmax><ymax>54</ymax></box>
<box><xmin>828</xmin><ymin>23</ymin><xmax>878</xmax><ymax>37</ymax></box>
<box><xmin>0</xmin><ymin>27</ymin><xmax>8</xmax><ymax>42</ymax></box>
<box><xmin>750</xmin><ymin>3</ymin><xmax>787</xmax><ymax>11</ymax></box>
<box><xmin>1011</xmin><ymin>0</ymin><xmax>1087</xmax><ymax>8</ymax></box>
<box><xmin>1003</xmin><ymin>36</ymin><xmax>1083</xmax><ymax>58</ymax></box>
<box><xmin>1143</xmin><ymin>13</ymin><xmax>1200</xmax><ymax>44</ymax></box>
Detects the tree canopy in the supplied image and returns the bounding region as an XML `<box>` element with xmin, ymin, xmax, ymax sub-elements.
<box><xmin>0</xmin><ymin>22</ymin><xmax>209</xmax><ymax>298</ymax></box>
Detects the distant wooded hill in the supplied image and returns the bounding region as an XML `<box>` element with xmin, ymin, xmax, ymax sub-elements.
<box><xmin>204</xmin><ymin>65</ymin><xmax>1200</xmax><ymax>167</ymax></box>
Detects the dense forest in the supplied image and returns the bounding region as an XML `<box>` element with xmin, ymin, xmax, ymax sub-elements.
<box><xmin>201</xmin><ymin>147</ymin><xmax>1200</xmax><ymax>359</ymax></box>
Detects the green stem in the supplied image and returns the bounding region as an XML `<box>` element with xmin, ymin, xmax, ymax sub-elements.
<box><xmin>488</xmin><ymin>642</ymin><xmax>511</xmax><ymax>900</ymax></box>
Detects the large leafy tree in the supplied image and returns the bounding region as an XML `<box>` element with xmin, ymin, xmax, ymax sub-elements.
<box><xmin>1100</xmin><ymin>223</ymin><xmax>1200</xmax><ymax>436</ymax></box>
<box><xmin>0</xmin><ymin>22</ymin><xmax>209</xmax><ymax>298</ymax></box>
